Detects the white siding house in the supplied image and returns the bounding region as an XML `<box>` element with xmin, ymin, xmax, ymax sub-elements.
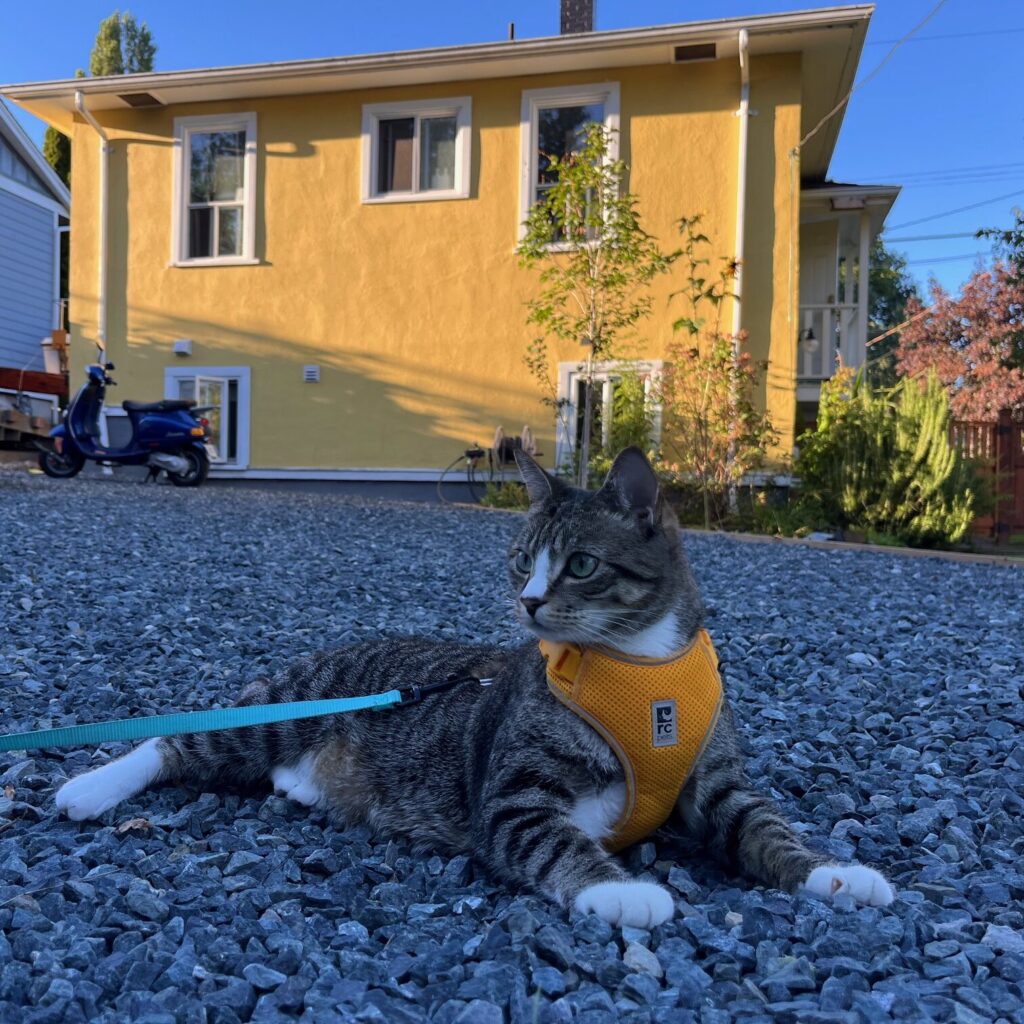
<box><xmin>0</xmin><ymin>100</ymin><xmax>69</xmax><ymax>374</ymax></box>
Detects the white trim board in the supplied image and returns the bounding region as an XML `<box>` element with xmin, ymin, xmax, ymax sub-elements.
<box><xmin>0</xmin><ymin>173</ymin><xmax>68</xmax><ymax>215</ymax></box>
<box><xmin>208</xmin><ymin>466</ymin><xmax>523</xmax><ymax>482</ymax></box>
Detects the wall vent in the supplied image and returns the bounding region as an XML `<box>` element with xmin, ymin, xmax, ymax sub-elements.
<box><xmin>119</xmin><ymin>92</ymin><xmax>163</xmax><ymax>108</ymax></box>
<box><xmin>303</xmin><ymin>365</ymin><xmax>321</xmax><ymax>383</ymax></box>
<box><xmin>673</xmin><ymin>43</ymin><xmax>717</xmax><ymax>63</ymax></box>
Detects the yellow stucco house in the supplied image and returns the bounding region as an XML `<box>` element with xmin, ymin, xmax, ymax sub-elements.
<box><xmin>2</xmin><ymin>1</ymin><xmax>897</xmax><ymax>490</ymax></box>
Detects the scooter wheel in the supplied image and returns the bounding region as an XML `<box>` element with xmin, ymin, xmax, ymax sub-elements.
<box><xmin>38</xmin><ymin>449</ymin><xmax>85</xmax><ymax>479</ymax></box>
<box><xmin>168</xmin><ymin>448</ymin><xmax>210</xmax><ymax>487</ymax></box>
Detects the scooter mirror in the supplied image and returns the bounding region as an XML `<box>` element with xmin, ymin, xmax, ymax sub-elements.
<box><xmin>104</xmin><ymin>362</ymin><xmax>116</xmax><ymax>371</ymax></box>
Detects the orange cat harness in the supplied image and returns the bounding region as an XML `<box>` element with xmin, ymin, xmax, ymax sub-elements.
<box><xmin>539</xmin><ymin>630</ymin><xmax>724</xmax><ymax>853</ymax></box>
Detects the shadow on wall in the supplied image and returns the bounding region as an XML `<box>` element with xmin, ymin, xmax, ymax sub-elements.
<box><xmin>72</xmin><ymin>298</ymin><xmax>544</xmax><ymax>465</ymax></box>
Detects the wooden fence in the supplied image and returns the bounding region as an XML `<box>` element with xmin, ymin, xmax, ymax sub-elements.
<box><xmin>951</xmin><ymin>410</ymin><xmax>1024</xmax><ymax>541</ymax></box>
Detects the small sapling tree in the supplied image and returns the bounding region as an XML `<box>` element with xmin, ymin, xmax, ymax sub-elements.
<box><xmin>656</xmin><ymin>216</ymin><xmax>776</xmax><ymax>529</ymax></box>
<box><xmin>517</xmin><ymin>123</ymin><xmax>673</xmax><ymax>485</ymax></box>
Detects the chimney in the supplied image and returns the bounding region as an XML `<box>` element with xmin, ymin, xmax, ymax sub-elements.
<box><xmin>561</xmin><ymin>0</ymin><xmax>594</xmax><ymax>34</ymax></box>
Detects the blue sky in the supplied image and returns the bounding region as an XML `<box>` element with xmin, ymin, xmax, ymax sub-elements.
<box><xmin>2</xmin><ymin>0</ymin><xmax>1020</xmax><ymax>295</ymax></box>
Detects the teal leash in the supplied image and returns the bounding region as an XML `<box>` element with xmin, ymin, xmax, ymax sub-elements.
<box><xmin>0</xmin><ymin>672</ymin><xmax>493</xmax><ymax>753</ymax></box>
<box><xmin>0</xmin><ymin>691</ymin><xmax>403</xmax><ymax>752</ymax></box>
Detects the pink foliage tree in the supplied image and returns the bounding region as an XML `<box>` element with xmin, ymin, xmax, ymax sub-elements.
<box><xmin>895</xmin><ymin>263</ymin><xmax>1024</xmax><ymax>422</ymax></box>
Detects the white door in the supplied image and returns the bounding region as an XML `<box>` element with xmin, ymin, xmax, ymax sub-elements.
<box><xmin>167</xmin><ymin>366</ymin><xmax>250</xmax><ymax>469</ymax></box>
<box><xmin>176</xmin><ymin>375</ymin><xmax>228</xmax><ymax>462</ymax></box>
<box><xmin>195</xmin><ymin>375</ymin><xmax>227</xmax><ymax>462</ymax></box>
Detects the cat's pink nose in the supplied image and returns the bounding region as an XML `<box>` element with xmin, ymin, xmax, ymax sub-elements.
<box><xmin>521</xmin><ymin>597</ymin><xmax>546</xmax><ymax>618</ymax></box>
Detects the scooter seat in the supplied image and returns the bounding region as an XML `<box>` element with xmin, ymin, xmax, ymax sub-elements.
<box><xmin>122</xmin><ymin>399</ymin><xmax>196</xmax><ymax>413</ymax></box>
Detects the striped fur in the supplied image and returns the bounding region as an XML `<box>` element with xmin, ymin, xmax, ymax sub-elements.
<box><xmin>56</xmin><ymin>448</ymin><xmax>892</xmax><ymax>918</ymax></box>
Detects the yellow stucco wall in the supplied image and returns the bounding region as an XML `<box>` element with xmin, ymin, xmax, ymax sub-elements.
<box><xmin>68</xmin><ymin>54</ymin><xmax>801</xmax><ymax>472</ymax></box>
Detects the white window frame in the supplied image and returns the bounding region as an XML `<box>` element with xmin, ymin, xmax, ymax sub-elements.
<box><xmin>172</xmin><ymin>113</ymin><xmax>258</xmax><ymax>267</ymax></box>
<box><xmin>555</xmin><ymin>359</ymin><xmax>661</xmax><ymax>472</ymax></box>
<box><xmin>518</xmin><ymin>83</ymin><xmax>620</xmax><ymax>242</ymax></box>
<box><xmin>361</xmin><ymin>97</ymin><xmax>472</xmax><ymax>204</ymax></box>
<box><xmin>163</xmin><ymin>365</ymin><xmax>251</xmax><ymax>470</ymax></box>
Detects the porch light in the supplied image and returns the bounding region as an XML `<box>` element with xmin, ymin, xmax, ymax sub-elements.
<box><xmin>799</xmin><ymin>326</ymin><xmax>819</xmax><ymax>354</ymax></box>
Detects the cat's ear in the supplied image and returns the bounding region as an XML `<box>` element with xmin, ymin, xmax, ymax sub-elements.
<box><xmin>514</xmin><ymin>449</ymin><xmax>562</xmax><ymax>508</ymax></box>
<box><xmin>600</xmin><ymin>447</ymin><xmax>661</xmax><ymax>533</ymax></box>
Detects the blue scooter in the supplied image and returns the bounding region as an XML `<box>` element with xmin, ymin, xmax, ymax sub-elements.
<box><xmin>39</xmin><ymin>354</ymin><xmax>213</xmax><ymax>487</ymax></box>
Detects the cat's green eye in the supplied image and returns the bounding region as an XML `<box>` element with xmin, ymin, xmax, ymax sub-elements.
<box><xmin>514</xmin><ymin>550</ymin><xmax>533</xmax><ymax>574</ymax></box>
<box><xmin>567</xmin><ymin>553</ymin><xmax>598</xmax><ymax>579</ymax></box>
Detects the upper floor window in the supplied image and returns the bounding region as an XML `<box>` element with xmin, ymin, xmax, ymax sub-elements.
<box><xmin>361</xmin><ymin>98</ymin><xmax>472</xmax><ymax>203</ymax></box>
<box><xmin>519</xmin><ymin>83</ymin><xmax>620</xmax><ymax>239</ymax></box>
<box><xmin>173</xmin><ymin>113</ymin><xmax>257</xmax><ymax>266</ymax></box>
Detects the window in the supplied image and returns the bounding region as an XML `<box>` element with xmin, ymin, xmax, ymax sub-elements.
<box><xmin>556</xmin><ymin>360</ymin><xmax>661</xmax><ymax>471</ymax></box>
<box><xmin>519</xmin><ymin>84</ymin><xmax>619</xmax><ymax>239</ymax></box>
<box><xmin>361</xmin><ymin>98</ymin><xmax>472</xmax><ymax>203</ymax></box>
<box><xmin>173</xmin><ymin>114</ymin><xmax>257</xmax><ymax>265</ymax></box>
<box><xmin>164</xmin><ymin>366</ymin><xmax>250</xmax><ymax>468</ymax></box>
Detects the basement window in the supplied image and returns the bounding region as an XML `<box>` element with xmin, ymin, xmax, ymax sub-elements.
<box><xmin>361</xmin><ymin>98</ymin><xmax>472</xmax><ymax>203</ymax></box>
<box><xmin>172</xmin><ymin>113</ymin><xmax>257</xmax><ymax>266</ymax></box>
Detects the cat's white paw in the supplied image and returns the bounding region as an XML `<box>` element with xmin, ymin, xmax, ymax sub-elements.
<box><xmin>271</xmin><ymin>755</ymin><xmax>323</xmax><ymax>808</ymax></box>
<box><xmin>55</xmin><ymin>739</ymin><xmax>163</xmax><ymax>821</ymax></box>
<box><xmin>805</xmin><ymin>864</ymin><xmax>895</xmax><ymax>907</ymax></box>
<box><xmin>574</xmin><ymin>880</ymin><xmax>675</xmax><ymax>928</ymax></box>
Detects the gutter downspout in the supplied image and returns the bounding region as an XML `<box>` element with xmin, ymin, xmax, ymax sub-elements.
<box><xmin>74</xmin><ymin>91</ymin><xmax>114</xmax><ymax>473</ymax></box>
<box><xmin>728</xmin><ymin>29</ymin><xmax>750</xmax><ymax>511</ymax></box>
<box><xmin>74</xmin><ymin>90</ymin><xmax>109</xmax><ymax>355</ymax></box>
<box><xmin>732</xmin><ymin>28</ymin><xmax>749</xmax><ymax>348</ymax></box>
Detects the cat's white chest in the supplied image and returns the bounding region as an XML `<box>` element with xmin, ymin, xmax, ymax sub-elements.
<box><xmin>570</xmin><ymin>782</ymin><xmax>627</xmax><ymax>841</ymax></box>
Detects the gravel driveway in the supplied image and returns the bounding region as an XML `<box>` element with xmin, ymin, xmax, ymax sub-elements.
<box><xmin>1</xmin><ymin>472</ymin><xmax>1023</xmax><ymax>1024</ymax></box>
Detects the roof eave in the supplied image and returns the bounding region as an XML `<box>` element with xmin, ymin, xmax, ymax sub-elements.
<box><xmin>0</xmin><ymin>99</ymin><xmax>70</xmax><ymax>211</ymax></box>
<box><xmin>1</xmin><ymin>5</ymin><xmax>874</xmax><ymax>102</ymax></box>
<box><xmin>2</xmin><ymin>4</ymin><xmax>874</xmax><ymax>178</ymax></box>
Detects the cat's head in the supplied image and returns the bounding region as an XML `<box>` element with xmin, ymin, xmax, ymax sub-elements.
<box><xmin>508</xmin><ymin>448</ymin><xmax>703</xmax><ymax>655</ymax></box>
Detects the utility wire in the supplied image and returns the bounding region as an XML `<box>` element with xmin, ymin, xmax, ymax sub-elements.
<box><xmin>904</xmin><ymin>252</ymin><xmax>988</xmax><ymax>265</ymax></box>
<box><xmin>797</xmin><ymin>0</ymin><xmax>949</xmax><ymax>151</ymax></box>
<box><xmin>886</xmin><ymin>188</ymin><xmax>1024</xmax><ymax>231</ymax></box>
<box><xmin>900</xmin><ymin>178</ymin><xmax>1024</xmax><ymax>189</ymax></box>
<box><xmin>883</xmin><ymin>231</ymin><xmax>983</xmax><ymax>242</ymax></box>
<box><xmin>866</xmin><ymin>26</ymin><xmax>1024</xmax><ymax>46</ymax></box>
<box><xmin>875</xmin><ymin>161</ymin><xmax>1024</xmax><ymax>178</ymax></box>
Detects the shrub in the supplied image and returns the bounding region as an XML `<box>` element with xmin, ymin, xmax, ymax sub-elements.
<box><xmin>656</xmin><ymin>216</ymin><xmax>777</xmax><ymax>529</ymax></box>
<box><xmin>480</xmin><ymin>481</ymin><xmax>530</xmax><ymax>510</ymax></box>
<box><xmin>796</xmin><ymin>368</ymin><xmax>978</xmax><ymax>547</ymax></box>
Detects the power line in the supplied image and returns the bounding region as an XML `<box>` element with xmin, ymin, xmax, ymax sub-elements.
<box><xmin>885</xmin><ymin>188</ymin><xmax>1024</xmax><ymax>231</ymax></box>
<box><xmin>899</xmin><ymin>179</ymin><xmax>1024</xmax><ymax>190</ymax></box>
<box><xmin>888</xmin><ymin>229</ymin><xmax>991</xmax><ymax>240</ymax></box>
<box><xmin>904</xmin><ymin>252</ymin><xmax>988</xmax><ymax>265</ymax></box>
<box><xmin>797</xmin><ymin>0</ymin><xmax>949</xmax><ymax>151</ymax></box>
<box><xmin>874</xmin><ymin>160</ymin><xmax>1024</xmax><ymax>179</ymax></box>
<box><xmin>866</xmin><ymin>26</ymin><xmax>1024</xmax><ymax>46</ymax></box>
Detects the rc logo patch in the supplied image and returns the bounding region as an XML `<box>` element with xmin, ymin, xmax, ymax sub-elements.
<box><xmin>651</xmin><ymin>699</ymin><xmax>678</xmax><ymax>748</ymax></box>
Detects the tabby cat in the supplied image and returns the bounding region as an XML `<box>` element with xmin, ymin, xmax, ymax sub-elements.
<box><xmin>56</xmin><ymin>448</ymin><xmax>893</xmax><ymax>926</ymax></box>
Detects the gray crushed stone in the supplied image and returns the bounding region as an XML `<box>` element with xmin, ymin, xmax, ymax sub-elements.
<box><xmin>1</xmin><ymin>471</ymin><xmax>1023</xmax><ymax>1024</ymax></box>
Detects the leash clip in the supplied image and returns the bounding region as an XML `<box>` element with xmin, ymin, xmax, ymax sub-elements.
<box><xmin>395</xmin><ymin>672</ymin><xmax>490</xmax><ymax>707</ymax></box>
